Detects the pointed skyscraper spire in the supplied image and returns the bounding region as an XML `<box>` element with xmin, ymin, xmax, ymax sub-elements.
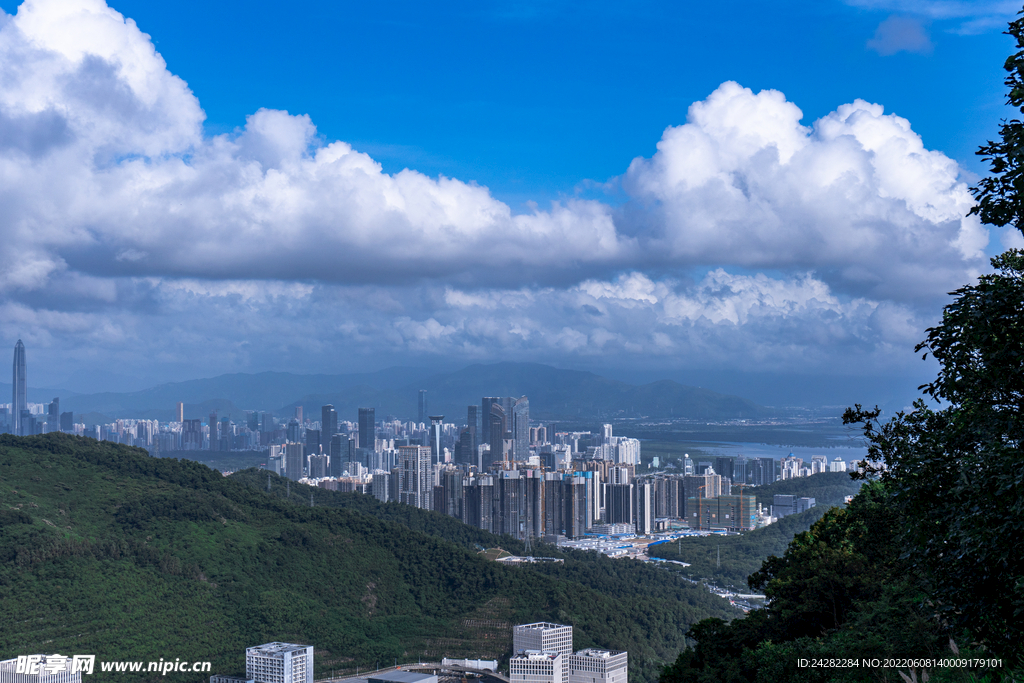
<box><xmin>12</xmin><ymin>340</ymin><xmax>26</xmax><ymax>436</ymax></box>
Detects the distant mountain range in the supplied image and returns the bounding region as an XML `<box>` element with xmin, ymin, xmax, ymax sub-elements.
<box><xmin>18</xmin><ymin>362</ymin><xmax>773</xmax><ymax>424</ymax></box>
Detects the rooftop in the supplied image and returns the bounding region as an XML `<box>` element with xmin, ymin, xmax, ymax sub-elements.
<box><xmin>246</xmin><ymin>643</ymin><xmax>311</xmax><ymax>657</ymax></box>
<box><xmin>368</xmin><ymin>672</ymin><xmax>436</xmax><ymax>683</ymax></box>
<box><xmin>513</xmin><ymin>651</ymin><xmax>561</xmax><ymax>661</ymax></box>
<box><xmin>573</xmin><ymin>649</ymin><xmax>626</xmax><ymax>659</ymax></box>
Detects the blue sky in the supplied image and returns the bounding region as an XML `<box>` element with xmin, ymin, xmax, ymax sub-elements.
<box><xmin>0</xmin><ymin>0</ymin><xmax>1018</xmax><ymax>406</ymax></box>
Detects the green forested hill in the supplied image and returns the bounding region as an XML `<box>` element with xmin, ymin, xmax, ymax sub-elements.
<box><xmin>0</xmin><ymin>434</ymin><xmax>733</xmax><ymax>683</ymax></box>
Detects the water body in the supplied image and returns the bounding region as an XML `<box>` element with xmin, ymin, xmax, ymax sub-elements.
<box><xmin>674</xmin><ymin>440</ymin><xmax>868</xmax><ymax>465</ymax></box>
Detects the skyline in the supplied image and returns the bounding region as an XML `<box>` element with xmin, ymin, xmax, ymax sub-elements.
<box><xmin>0</xmin><ymin>0</ymin><xmax>1017</xmax><ymax>407</ymax></box>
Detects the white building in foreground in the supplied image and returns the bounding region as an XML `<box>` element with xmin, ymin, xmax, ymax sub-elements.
<box><xmin>510</xmin><ymin>651</ymin><xmax>566</xmax><ymax>683</ymax></box>
<box><xmin>245</xmin><ymin>643</ymin><xmax>313</xmax><ymax>683</ymax></box>
<box><xmin>566</xmin><ymin>649</ymin><xmax>627</xmax><ymax>683</ymax></box>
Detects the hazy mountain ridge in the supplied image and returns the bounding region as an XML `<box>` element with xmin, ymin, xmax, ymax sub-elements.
<box><xmin>54</xmin><ymin>362</ymin><xmax>772</xmax><ymax>423</ymax></box>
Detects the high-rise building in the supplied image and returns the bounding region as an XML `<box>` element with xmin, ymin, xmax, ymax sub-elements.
<box><xmin>245</xmin><ymin>642</ymin><xmax>313</xmax><ymax>683</ymax></box>
<box><xmin>513</xmin><ymin>623</ymin><xmax>573</xmax><ymax>656</ymax></box>
<box><xmin>220</xmin><ymin>417</ymin><xmax>232</xmax><ymax>451</ymax></box>
<box><xmin>606</xmin><ymin>484</ymin><xmax>632</xmax><ymax>526</ymax></box>
<box><xmin>285</xmin><ymin>443</ymin><xmax>305</xmax><ymax>481</ymax></box>
<box><xmin>456</xmin><ymin>427</ymin><xmax>476</xmax><ymax>467</ymax></box>
<box><xmin>635</xmin><ymin>482</ymin><xmax>653</xmax><ymax>535</ymax></box>
<box><xmin>398</xmin><ymin>445</ymin><xmax>431</xmax><ymax>509</ymax></box>
<box><xmin>208</xmin><ymin>411</ymin><xmax>219</xmax><ymax>450</ymax></box>
<box><xmin>176</xmin><ymin>402</ymin><xmax>184</xmax><ymax>423</ymax></box>
<box><xmin>358</xmin><ymin>408</ymin><xmax>375</xmax><ymax>451</ymax></box>
<box><xmin>47</xmin><ymin>398</ymin><xmax>59</xmax><ymax>434</ymax></box>
<box><xmin>308</xmin><ymin>454</ymin><xmax>328</xmax><ymax>479</ymax></box>
<box><xmin>59</xmin><ymin>411</ymin><xmax>73</xmax><ymax>433</ymax></box>
<box><xmin>428</xmin><ymin>415</ymin><xmax>444</xmax><ymax>464</ymax></box>
<box><xmin>512</xmin><ymin>396</ymin><xmax>529</xmax><ymax>461</ymax></box>
<box><xmin>12</xmin><ymin>340</ymin><xmax>26</xmax><ymax>436</ymax></box>
<box><xmin>418</xmin><ymin>390</ymin><xmax>428</xmax><ymax>424</ymax></box>
<box><xmin>329</xmin><ymin>433</ymin><xmax>349</xmax><ymax>477</ymax></box>
<box><xmin>182</xmin><ymin>419</ymin><xmax>203</xmax><ymax>449</ymax></box>
<box><xmin>304</xmin><ymin>429</ymin><xmax>321</xmax><ymax>455</ymax></box>
<box><xmin>482</xmin><ymin>396</ymin><xmax>500</xmax><ymax>434</ymax></box>
<box><xmin>754</xmin><ymin>457</ymin><xmax>777</xmax><ymax>485</ymax></box>
<box><xmin>320</xmin><ymin>405</ymin><xmax>337</xmax><ymax>454</ymax></box>
<box><xmin>489</xmin><ymin>402</ymin><xmax>507</xmax><ymax>463</ymax></box>
<box><xmin>714</xmin><ymin>457</ymin><xmax>735</xmax><ymax>481</ymax></box>
<box><xmin>467</xmin><ymin>405</ymin><xmax>479</xmax><ymax>453</ymax></box>
<box><xmin>286</xmin><ymin>419</ymin><xmax>301</xmax><ymax>443</ymax></box>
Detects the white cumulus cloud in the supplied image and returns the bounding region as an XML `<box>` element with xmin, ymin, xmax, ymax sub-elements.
<box><xmin>622</xmin><ymin>81</ymin><xmax>984</xmax><ymax>301</ymax></box>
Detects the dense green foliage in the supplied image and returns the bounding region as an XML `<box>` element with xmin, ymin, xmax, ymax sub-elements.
<box><xmin>658</xmin><ymin>482</ymin><xmax>999</xmax><ymax>682</ymax></box>
<box><xmin>656</xmin><ymin>253</ymin><xmax>1024</xmax><ymax>681</ymax></box>
<box><xmin>971</xmin><ymin>12</ymin><xmax>1024</xmax><ymax>233</ymax></box>
<box><xmin>844</xmin><ymin>250</ymin><xmax>1024</xmax><ymax>665</ymax></box>
<box><xmin>0</xmin><ymin>434</ymin><xmax>734</xmax><ymax>683</ymax></box>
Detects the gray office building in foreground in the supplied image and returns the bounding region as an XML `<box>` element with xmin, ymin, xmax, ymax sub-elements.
<box><xmin>245</xmin><ymin>643</ymin><xmax>313</xmax><ymax>683</ymax></box>
<box><xmin>513</xmin><ymin>622</ymin><xmax>573</xmax><ymax>656</ymax></box>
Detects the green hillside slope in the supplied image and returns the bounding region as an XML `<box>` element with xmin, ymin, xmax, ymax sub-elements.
<box><xmin>0</xmin><ymin>434</ymin><xmax>733</xmax><ymax>683</ymax></box>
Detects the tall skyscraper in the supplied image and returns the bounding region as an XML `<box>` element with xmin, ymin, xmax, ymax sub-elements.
<box><xmin>489</xmin><ymin>402</ymin><xmax>507</xmax><ymax>463</ymax></box>
<box><xmin>482</xmin><ymin>396</ymin><xmax>500</xmax><ymax>431</ymax></box>
<box><xmin>428</xmin><ymin>415</ymin><xmax>444</xmax><ymax>464</ymax></box>
<box><xmin>47</xmin><ymin>398</ymin><xmax>59</xmax><ymax>433</ymax></box>
<box><xmin>418</xmin><ymin>390</ymin><xmax>428</xmax><ymax>424</ymax></box>
<box><xmin>175</xmin><ymin>402</ymin><xmax>184</xmax><ymax>423</ymax></box>
<box><xmin>467</xmin><ymin>404</ymin><xmax>479</xmax><ymax>452</ymax></box>
<box><xmin>321</xmin><ymin>405</ymin><xmax>337</xmax><ymax>454</ymax></box>
<box><xmin>512</xmin><ymin>396</ymin><xmax>529</xmax><ymax>461</ymax></box>
<box><xmin>398</xmin><ymin>445</ymin><xmax>432</xmax><ymax>509</ymax></box>
<box><xmin>12</xmin><ymin>340</ymin><xmax>26</xmax><ymax>436</ymax></box>
<box><xmin>208</xmin><ymin>411</ymin><xmax>219</xmax><ymax>450</ymax></box>
<box><xmin>285</xmin><ymin>443</ymin><xmax>305</xmax><ymax>481</ymax></box>
<box><xmin>358</xmin><ymin>407</ymin><xmax>375</xmax><ymax>451</ymax></box>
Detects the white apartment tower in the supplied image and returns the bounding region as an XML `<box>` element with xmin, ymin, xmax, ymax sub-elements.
<box><xmin>510</xmin><ymin>651</ymin><xmax>566</xmax><ymax>683</ymax></box>
<box><xmin>566</xmin><ymin>650</ymin><xmax>627</xmax><ymax>683</ymax></box>
<box><xmin>513</xmin><ymin>622</ymin><xmax>573</xmax><ymax>656</ymax></box>
<box><xmin>245</xmin><ymin>643</ymin><xmax>313</xmax><ymax>683</ymax></box>
<box><xmin>399</xmin><ymin>445</ymin><xmax>432</xmax><ymax>510</ymax></box>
